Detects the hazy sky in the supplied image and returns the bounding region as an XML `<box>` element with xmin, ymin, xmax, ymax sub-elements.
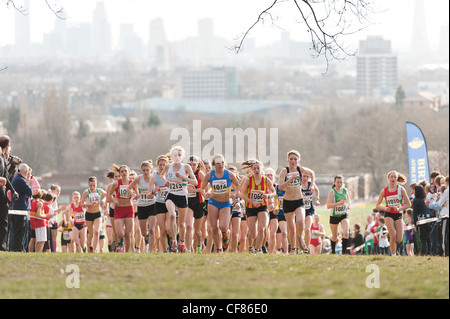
<box><xmin>0</xmin><ymin>0</ymin><xmax>449</xmax><ymax>52</ymax></box>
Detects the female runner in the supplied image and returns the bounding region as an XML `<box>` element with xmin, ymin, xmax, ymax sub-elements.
<box><xmin>265</xmin><ymin>168</ymin><xmax>279</xmax><ymax>254</ymax></box>
<box><xmin>202</xmin><ymin>159</ymin><xmax>213</xmax><ymax>253</ymax></box>
<box><xmin>275</xmin><ymin>177</ymin><xmax>288</xmax><ymax>254</ymax></box>
<box><xmin>105</xmin><ymin>165</ymin><xmax>120</xmax><ymax>251</ymax></box>
<box><xmin>107</xmin><ymin>165</ymin><xmax>137</xmax><ymax>252</ymax></box>
<box><xmin>309</xmin><ymin>214</ymin><xmax>325</xmax><ymax>255</ymax></box>
<box><xmin>127</xmin><ymin>160</ymin><xmax>157</xmax><ymax>253</ymax></box>
<box><xmin>154</xmin><ymin>155</ymin><xmax>170</xmax><ymax>252</ymax></box>
<box><xmin>279</xmin><ymin>150</ymin><xmax>316</xmax><ymax>254</ymax></box>
<box><xmin>81</xmin><ymin>176</ymin><xmax>107</xmax><ymax>253</ymax></box>
<box><xmin>186</xmin><ymin>155</ymin><xmax>206</xmax><ymax>253</ymax></box>
<box><xmin>69</xmin><ymin>191</ymin><xmax>87</xmax><ymax>253</ymax></box>
<box><xmin>375</xmin><ymin>171</ymin><xmax>411</xmax><ymax>256</ymax></box>
<box><xmin>228</xmin><ymin>165</ymin><xmax>244</xmax><ymax>253</ymax></box>
<box><xmin>161</xmin><ymin>146</ymin><xmax>198</xmax><ymax>252</ymax></box>
<box><xmin>326</xmin><ymin>175</ymin><xmax>351</xmax><ymax>254</ymax></box>
<box><xmin>240</xmin><ymin>160</ymin><xmax>276</xmax><ymax>253</ymax></box>
<box><xmin>301</xmin><ymin>174</ymin><xmax>320</xmax><ymax>253</ymax></box>
<box><xmin>201</xmin><ymin>154</ymin><xmax>240</xmax><ymax>252</ymax></box>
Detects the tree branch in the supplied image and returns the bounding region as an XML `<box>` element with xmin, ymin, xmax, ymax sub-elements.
<box><xmin>4</xmin><ymin>0</ymin><xmax>66</xmax><ymax>19</ymax></box>
<box><xmin>229</xmin><ymin>0</ymin><xmax>281</xmax><ymax>54</ymax></box>
<box><xmin>44</xmin><ymin>0</ymin><xmax>67</xmax><ymax>20</ymax></box>
<box><xmin>232</xmin><ymin>0</ymin><xmax>377</xmax><ymax>74</ymax></box>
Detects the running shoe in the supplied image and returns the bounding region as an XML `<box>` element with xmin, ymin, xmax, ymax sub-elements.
<box><xmin>196</xmin><ymin>244</ymin><xmax>202</xmax><ymax>253</ymax></box>
<box><xmin>171</xmin><ymin>242</ymin><xmax>178</xmax><ymax>253</ymax></box>
<box><xmin>222</xmin><ymin>230</ymin><xmax>230</xmax><ymax>251</ymax></box>
<box><xmin>117</xmin><ymin>237</ymin><xmax>124</xmax><ymax>253</ymax></box>
<box><xmin>299</xmin><ymin>237</ymin><xmax>307</xmax><ymax>251</ymax></box>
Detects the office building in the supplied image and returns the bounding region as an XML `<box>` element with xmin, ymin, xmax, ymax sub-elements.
<box><xmin>356</xmin><ymin>36</ymin><xmax>398</xmax><ymax>97</ymax></box>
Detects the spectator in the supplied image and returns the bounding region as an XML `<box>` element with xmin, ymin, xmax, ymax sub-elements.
<box><xmin>377</xmin><ymin>217</ymin><xmax>390</xmax><ymax>255</ymax></box>
<box><xmin>34</xmin><ymin>192</ymin><xmax>57</xmax><ymax>253</ymax></box>
<box><xmin>0</xmin><ymin>135</ymin><xmax>19</xmax><ymax>251</ymax></box>
<box><xmin>9</xmin><ymin>163</ymin><xmax>33</xmax><ymax>252</ymax></box>
<box><xmin>321</xmin><ymin>236</ymin><xmax>331</xmax><ymax>254</ymax></box>
<box><xmin>370</xmin><ymin>211</ymin><xmax>382</xmax><ymax>254</ymax></box>
<box><xmin>23</xmin><ymin>167</ymin><xmax>39</xmax><ymax>252</ymax></box>
<box><xmin>438</xmin><ymin>176</ymin><xmax>448</xmax><ymax>257</ymax></box>
<box><xmin>351</xmin><ymin>223</ymin><xmax>364</xmax><ymax>255</ymax></box>
<box><xmin>435</xmin><ymin>175</ymin><xmax>445</xmax><ymax>195</ymax></box>
<box><xmin>413</xmin><ymin>185</ymin><xmax>432</xmax><ymax>256</ymax></box>
<box><xmin>364</xmin><ymin>211</ymin><xmax>376</xmax><ymax>254</ymax></box>
<box><xmin>409</xmin><ymin>183</ymin><xmax>417</xmax><ymax>201</ymax></box>
<box><xmin>430</xmin><ymin>171</ymin><xmax>441</xmax><ymax>188</ymax></box>
<box><xmin>424</xmin><ymin>182</ymin><xmax>439</xmax><ymax>255</ymax></box>
<box><xmin>404</xmin><ymin>209</ymin><xmax>415</xmax><ymax>256</ymax></box>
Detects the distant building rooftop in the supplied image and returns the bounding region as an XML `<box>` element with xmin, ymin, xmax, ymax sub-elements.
<box><xmin>113</xmin><ymin>98</ymin><xmax>304</xmax><ymax>115</ymax></box>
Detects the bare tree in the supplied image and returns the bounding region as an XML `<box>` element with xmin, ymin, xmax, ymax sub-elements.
<box><xmin>232</xmin><ymin>0</ymin><xmax>377</xmax><ymax>73</ymax></box>
<box><xmin>4</xmin><ymin>0</ymin><xmax>66</xmax><ymax>19</ymax></box>
<box><xmin>1</xmin><ymin>1</ymin><xmax>66</xmax><ymax>72</ymax></box>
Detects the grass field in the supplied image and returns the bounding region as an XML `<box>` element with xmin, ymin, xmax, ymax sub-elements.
<box><xmin>0</xmin><ymin>252</ymin><xmax>448</xmax><ymax>299</ymax></box>
<box><xmin>1</xmin><ymin>202</ymin><xmax>448</xmax><ymax>300</ymax></box>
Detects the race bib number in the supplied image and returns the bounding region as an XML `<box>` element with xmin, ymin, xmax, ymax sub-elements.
<box><xmin>304</xmin><ymin>195</ymin><xmax>312</xmax><ymax>209</ymax></box>
<box><xmin>287</xmin><ymin>172</ymin><xmax>300</xmax><ymax>187</ymax></box>
<box><xmin>140</xmin><ymin>191</ymin><xmax>149</xmax><ymax>201</ymax></box>
<box><xmin>74</xmin><ymin>212</ymin><xmax>85</xmax><ymax>223</ymax></box>
<box><xmin>279</xmin><ymin>197</ymin><xmax>284</xmax><ymax>211</ymax></box>
<box><xmin>88</xmin><ymin>192</ymin><xmax>100</xmax><ymax>203</ymax></box>
<box><xmin>334</xmin><ymin>203</ymin><xmax>347</xmax><ymax>215</ymax></box>
<box><xmin>169</xmin><ymin>180</ymin><xmax>184</xmax><ymax>193</ymax></box>
<box><xmin>158</xmin><ymin>187</ymin><xmax>168</xmax><ymax>200</ymax></box>
<box><xmin>188</xmin><ymin>189</ymin><xmax>198</xmax><ymax>198</ymax></box>
<box><xmin>119</xmin><ymin>185</ymin><xmax>131</xmax><ymax>198</ymax></box>
<box><xmin>139</xmin><ymin>190</ymin><xmax>155</xmax><ymax>204</ymax></box>
<box><xmin>250</xmin><ymin>190</ymin><xmax>265</xmax><ymax>203</ymax></box>
<box><xmin>212</xmin><ymin>179</ymin><xmax>228</xmax><ymax>194</ymax></box>
<box><xmin>63</xmin><ymin>231</ymin><xmax>71</xmax><ymax>241</ymax></box>
<box><xmin>386</xmin><ymin>195</ymin><xmax>401</xmax><ymax>207</ymax></box>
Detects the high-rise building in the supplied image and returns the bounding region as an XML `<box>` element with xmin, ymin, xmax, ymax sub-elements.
<box><xmin>356</xmin><ymin>36</ymin><xmax>398</xmax><ymax>97</ymax></box>
<box><xmin>439</xmin><ymin>22</ymin><xmax>449</xmax><ymax>60</ymax></box>
<box><xmin>149</xmin><ymin>18</ymin><xmax>169</xmax><ymax>68</ymax></box>
<box><xmin>149</xmin><ymin>18</ymin><xmax>167</xmax><ymax>50</ymax></box>
<box><xmin>198</xmin><ymin>18</ymin><xmax>214</xmax><ymax>61</ymax></box>
<box><xmin>14</xmin><ymin>0</ymin><xmax>30</xmax><ymax>54</ymax></box>
<box><xmin>92</xmin><ymin>2</ymin><xmax>111</xmax><ymax>57</ymax></box>
<box><xmin>118</xmin><ymin>23</ymin><xmax>143</xmax><ymax>57</ymax></box>
<box><xmin>176</xmin><ymin>68</ymin><xmax>238</xmax><ymax>99</ymax></box>
<box><xmin>410</xmin><ymin>0</ymin><xmax>430</xmax><ymax>58</ymax></box>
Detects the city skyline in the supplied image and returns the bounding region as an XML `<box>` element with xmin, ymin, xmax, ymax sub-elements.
<box><xmin>0</xmin><ymin>0</ymin><xmax>448</xmax><ymax>54</ymax></box>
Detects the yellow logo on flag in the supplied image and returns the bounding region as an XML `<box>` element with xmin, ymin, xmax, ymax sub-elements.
<box><xmin>408</xmin><ymin>137</ymin><xmax>424</xmax><ymax>149</ymax></box>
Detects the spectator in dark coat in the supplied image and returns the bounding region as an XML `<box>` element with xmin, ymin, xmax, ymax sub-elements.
<box><xmin>10</xmin><ymin>163</ymin><xmax>33</xmax><ymax>252</ymax></box>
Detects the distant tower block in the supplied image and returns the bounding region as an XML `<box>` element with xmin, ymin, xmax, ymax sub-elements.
<box><xmin>410</xmin><ymin>0</ymin><xmax>430</xmax><ymax>57</ymax></box>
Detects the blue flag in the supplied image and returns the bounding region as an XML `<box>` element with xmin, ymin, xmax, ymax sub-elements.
<box><xmin>405</xmin><ymin>122</ymin><xmax>430</xmax><ymax>184</ymax></box>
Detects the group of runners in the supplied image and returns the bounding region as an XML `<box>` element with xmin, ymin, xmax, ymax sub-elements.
<box><xmin>29</xmin><ymin>146</ymin><xmax>430</xmax><ymax>255</ymax></box>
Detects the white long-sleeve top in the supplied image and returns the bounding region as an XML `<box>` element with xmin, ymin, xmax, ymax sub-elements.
<box><xmin>438</xmin><ymin>187</ymin><xmax>449</xmax><ymax>217</ymax></box>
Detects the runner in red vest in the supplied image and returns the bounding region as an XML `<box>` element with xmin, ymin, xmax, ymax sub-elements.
<box><xmin>376</xmin><ymin>171</ymin><xmax>411</xmax><ymax>256</ymax></box>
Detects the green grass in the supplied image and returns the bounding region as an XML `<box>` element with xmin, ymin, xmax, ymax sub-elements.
<box><xmin>0</xmin><ymin>252</ymin><xmax>448</xmax><ymax>299</ymax></box>
<box><xmin>2</xmin><ymin>202</ymin><xmax>447</xmax><ymax>300</ymax></box>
